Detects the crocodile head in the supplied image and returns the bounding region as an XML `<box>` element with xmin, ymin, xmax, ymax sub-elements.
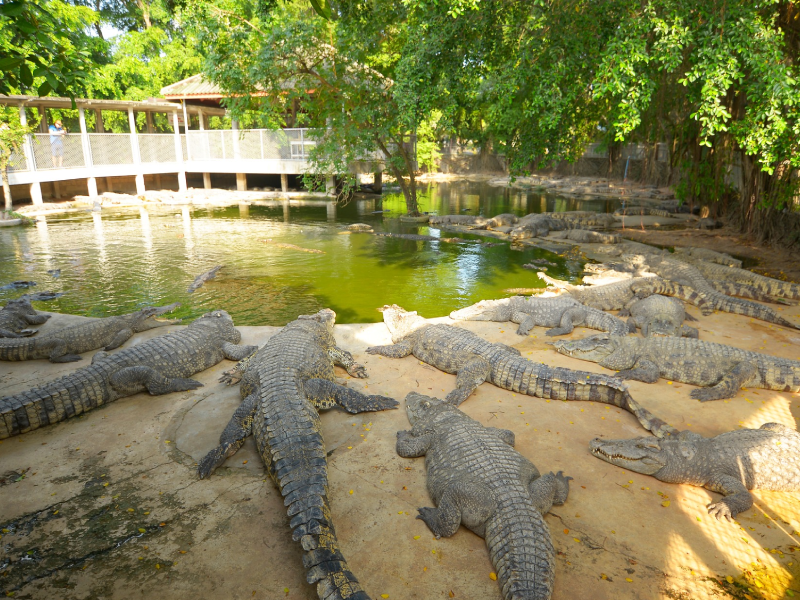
<box><xmin>4</xmin><ymin>297</ymin><xmax>37</xmax><ymax>316</ymax></box>
<box><xmin>132</xmin><ymin>302</ymin><xmax>182</xmax><ymax>331</ymax></box>
<box><xmin>449</xmin><ymin>298</ymin><xmax>513</xmax><ymax>322</ymax></box>
<box><xmin>641</xmin><ymin>316</ymin><xmax>680</xmax><ymax>338</ymax></box>
<box><xmin>297</xmin><ymin>308</ymin><xmax>337</xmax><ymax>333</ymax></box>
<box><xmin>379</xmin><ymin>304</ymin><xmax>428</xmax><ymax>342</ymax></box>
<box><xmin>589</xmin><ymin>436</ymin><xmax>668</xmax><ymax>474</ymax></box>
<box><xmin>590</xmin><ymin>432</ymin><xmax>701</xmax><ymax>475</ymax></box>
<box><xmin>552</xmin><ymin>334</ymin><xmax>619</xmax><ymax>361</ymax></box>
<box><xmin>191</xmin><ymin>309</ymin><xmax>242</xmax><ymax>342</ymax></box>
<box><xmin>405</xmin><ymin>392</ymin><xmax>450</xmax><ymax>425</ymax></box>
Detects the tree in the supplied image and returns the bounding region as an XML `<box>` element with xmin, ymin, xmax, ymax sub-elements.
<box><xmin>0</xmin><ymin>107</ymin><xmax>36</xmax><ymax>213</ymax></box>
<box><xmin>188</xmin><ymin>0</ymin><xmax>441</xmax><ymax>215</ymax></box>
<box><xmin>399</xmin><ymin>0</ymin><xmax>800</xmax><ymax>244</ymax></box>
<box><xmin>0</xmin><ymin>0</ymin><xmax>99</xmax><ymax>100</ymax></box>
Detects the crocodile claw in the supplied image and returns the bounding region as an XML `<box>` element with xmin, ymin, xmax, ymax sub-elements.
<box><xmin>707</xmin><ymin>501</ymin><xmax>734</xmax><ymax>521</ymax></box>
<box><xmin>346</xmin><ymin>363</ymin><xmax>369</xmax><ymax>378</ymax></box>
<box><xmin>690</xmin><ymin>388</ymin><xmax>727</xmax><ymax>402</ymax></box>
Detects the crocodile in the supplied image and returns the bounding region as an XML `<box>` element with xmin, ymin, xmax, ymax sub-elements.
<box><xmin>373</xmin><ymin>232</ymin><xmax>468</xmax><ymax>244</ymax></box>
<box><xmin>187</xmin><ymin>265</ymin><xmax>222</xmax><ymax>293</ymax></box>
<box><xmin>397</xmin><ymin>392</ymin><xmax>571</xmax><ymax>599</ymax></box>
<box><xmin>589</xmin><ymin>423</ymin><xmax>800</xmax><ymax>520</ymax></box>
<box><xmin>0</xmin><ymin>310</ymin><xmax>255</xmax><ymax>439</ymax></box>
<box><xmin>537</xmin><ymin>273</ymin><xmax>712</xmax><ymax>314</ymax></box>
<box><xmin>0</xmin><ymin>303</ymin><xmax>181</xmax><ymax>362</ymax></box>
<box><xmin>429</xmin><ymin>214</ymin><xmax>486</xmax><ymax>226</ymax></box>
<box><xmin>614</xmin><ymin>207</ymin><xmax>672</xmax><ymax>218</ymax></box>
<box><xmin>553</xmin><ymin>334</ymin><xmax>800</xmax><ymax>401</ymax></box>
<box><xmin>449</xmin><ymin>295</ymin><xmax>630</xmax><ymax>337</ymax></box>
<box><xmin>547</xmin><ymin>230</ymin><xmax>621</xmax><ymax>244</ymax></box>
<box><xmin>672</xmin><ymin>247</ymin><xmax>742</xmax><ymax>268</ymax></box>
<box><xmin>366</xmin><ymin>305</ymin><xmax>673</xmax><ymax>436</ymax></box>
<box><xmin>197</xmin><ymin>309</ymin><xmax>398</xmax><ymax>600</ymax></box>
<box><xmin>675</xmin><ymin>256</ymin><xmax>800</xmax><ymax>300</ymax></box>
<box><xmin>618</xmin><ymin>254</ymin><xmax>800</xmax><ymax>328</ymax></box>
<box><xmin>470</xmin><ymin>213</ymin><xmax>519</xmax><ymax>229</ymax></box>
<box><xmin>346</xmin><ymin>223</ymin><xmax>374</xmax><ymax>232</ymax></box>
<box><xmin>619</xmin><ymin>295</ymin><xmax>698</xmax><ymax>338</ymax></box>
<box><xmin>0</xmin><ymin>298</ymin><xmax>50</xmax><ymax>338</ymax></box>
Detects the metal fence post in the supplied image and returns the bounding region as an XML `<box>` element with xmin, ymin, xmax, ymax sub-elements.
<box><xmin>172</xmin><ymin>111</ymin><xmax>187</xmax><ymax>192</ymax></box>
<box><xmin>128</xmin><ymin>108</ymin><xmax>145</xmax><ymax>194</ymax></box>
<box><xmin>78</xmin><ymin>108</ymin><xmax>98</xmax><ymax>197</ymax></box>
<box><xmin>19</xmin><ymin>106</ymin><xmax>43</xmax><ymax>205</ymax></box>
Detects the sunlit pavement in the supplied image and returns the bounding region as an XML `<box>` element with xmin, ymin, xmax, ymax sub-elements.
<box><xmin>1</xmin><ymin>303</ymin><xmax>799</xmax><ymax>599</ymax></box>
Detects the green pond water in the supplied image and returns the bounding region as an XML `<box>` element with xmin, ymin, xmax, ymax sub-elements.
<box><xmin>0</xmin><ymin>181</ymin><xmax>621</xmax><ymax>325</ymax></box>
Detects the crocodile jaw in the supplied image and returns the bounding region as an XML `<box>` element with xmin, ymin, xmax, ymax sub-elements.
<box><xmin>137</xmin><ymin>302</ymin><xmax>182</xmax><ymax>330</ymax></box>
<box><xmin>552</xmin><ymin>335</ymin><xmax>617</xmax><ymax>361</ymax></box>
<box><xmin>589</xmin><ymin>437</ymin><xmax>665</xmax><ymax>474</ymax></box>
<box><xmin>379</xmin><ymin>304</ymin><xmax>428</xmax><ymax>342</ymax></box>
<box><xmin>449</xmin><ymin>298</ymin><xmax>510</xmax><ymax>322</ymax></box>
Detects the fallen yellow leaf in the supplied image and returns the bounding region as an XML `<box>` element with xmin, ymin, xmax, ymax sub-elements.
<box><xmin>489</xmin><ymin>573</ymin><xmax>497</xmax><ymax>581</ymax></box>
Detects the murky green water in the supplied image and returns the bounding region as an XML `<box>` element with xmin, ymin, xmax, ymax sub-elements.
<box><xmin>0</xmin><ymin>181</ymin><xmax>618</xmax><ymax>325</ymax></box>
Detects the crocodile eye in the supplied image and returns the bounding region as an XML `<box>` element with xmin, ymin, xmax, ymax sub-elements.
<box><xmin>422</xmin><ymin>401</ymin><xmax>430</xmax><ymax>408</ymax></box>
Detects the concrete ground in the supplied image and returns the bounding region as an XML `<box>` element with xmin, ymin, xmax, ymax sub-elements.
<box><xmin>1</xmin><ymin>303</ymin><xmax>800</xmax><ymax>600</ymax></box>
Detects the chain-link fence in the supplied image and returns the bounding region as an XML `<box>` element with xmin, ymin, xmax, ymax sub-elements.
<box><xmin>7</xmin><ymin>148</ymin><xmax>28</xmax><ymax>172</ymax></box>
<box><xmin>31</xmin><ymin>133</ymin><xmax>86</xmax><ymax>170</ymax></box>
<box><xmin>89</xmin><ymin>133</ymin><xmax>134</xmax><ymax>166</ymax></box>
<box><xmin>185</xmin><ymin>129</ymin><xmax>317</xmax><ymax>161</ymax></box>
<box><xmin>139</xmin><ymin>134</ymin><xmax>177</xmax><ymax>163</ymax></box>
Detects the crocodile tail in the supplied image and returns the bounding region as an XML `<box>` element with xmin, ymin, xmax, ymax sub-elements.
<box><xmin>258</xmin><ymin>395</ymin><xmax>369</xmax><ymax>599</ymax></box>
<box><xmin>0</xmin><ymin>372</ymin><xmax>105</xmax><ymax>439</ymax></box>
<box><xmin>711</xmin><ymin>281</ymin><xmax>782</xmax><ymax>303</ymax></box>
<box><xmin>710</xmin><ymin>294</ymin><xmax>800</xmax><ymax>329</ymax></box>
<box><xmin>638</xmin><ymin>279</ymin><xmax>714</xmax><ymax>316</ymax></box>
<box><xmin>0</xmin><ymin>337</ymin><xmax>36</xmax><ymax>361</ymax></box>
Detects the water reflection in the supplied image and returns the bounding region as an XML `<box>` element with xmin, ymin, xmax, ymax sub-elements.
<box><xmin>0</xmin><ymin>181</ymin><xmax>620</xmax><ymax>325</ymax></box>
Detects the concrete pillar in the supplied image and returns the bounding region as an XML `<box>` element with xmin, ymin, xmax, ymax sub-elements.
<box><xmin>128</xmin><ymin>108</ymin><xmax>145</xmax><ymax>195</ymax></box>
<box><xmin>78</xmin><ymin>108</ymin><xmax>94</xmax><ymax>194</ymax></box>
<box><xmin>326</xmin><ymin>175</ymin><xmax>336</xmax><ymax>195</ymax></box>
<box><xmin>154</xmin><ymin>174</ymin><xmax>162</xmax><ymax>189</ymax></box>
<box><xmin>19</xmin><ymin>107</ymin><xmax>36</xmax><ymax>173</ymax></box>
<box><xmin>282</xmin><ymin>199</ymin><xmax>290</xmax><ymax>222</ymax></box>
<box><xmin>239</xmin><ymin>203</ymin><xmax>249</xmax><ymax>218</ymax></box>
<box><xmin>281</xmin><ymin>173</ymin><xmax>289</xmax><ymax>193</ymax></box>
<box><xmin>105</xmin><ymin>178</ymin><xmax>112</xmax><ymax>192</ymax></box>
<box><xmin>53</xmin><ymin>182</ymin><xmax>61</xmax><ymax>198</ymax></box>
<box><xmin>203</xmin><ymin>173</ymin><xmax>212</xmax><ymax>189</ymax></box>
<box><xmin>326</xmin><ymin>201</ymin><xmax>336</xmax><ymax>221</ymax></box>
<box><xmin>236</xmin><ymin>172</ymin><xmax>247</xmax><ymax>191</ymax></box>
<box><xmin>87</xmin><ymin>177</ymin><xmax>98</xmax><ymax>198</ymax></box>
<box><xmin>172</xmin><ymin>111</ymin><xmax>188</xmax><ymax>193</ymax></box>
<box><xmin>373</xmin><ymin>171</ymin><xmax>382</xmax><ymax>193</ymax></box>
<box><xmin>30</xmin><ymin>182</ymin><xmax>43</xmax><ymax>205</ymax></box>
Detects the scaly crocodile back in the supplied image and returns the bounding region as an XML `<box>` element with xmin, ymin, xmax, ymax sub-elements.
<box><xmin>0</xmin><ymin>316</ymin><xmax>239</xmax><ymax>439</ymax></box>
<box><xmin>245</xmin><ymin>320</ymin><xmax>369</xmax><ymax>600</ymax></box>
<box><xmin>426</xmin><ymin>407</ymin><xmax>556</xmax><ymax>599</ymax></box>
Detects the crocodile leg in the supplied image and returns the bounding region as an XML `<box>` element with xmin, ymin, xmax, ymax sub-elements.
<box><xmin>416</xmin><ymin>474</ymin><xmax>496</xmax><ymax>539</ymax></box>
<box><xmin>545</xmin><ymin>307</ymin><xmax>586</xmax><ymax>336</ymax></box>
<box><xmin>704</xmin><ymin>474</ymin><xmax>754</xmax><ymax>520</ymax></box>
<box><xmin>510</xmin><ymin>311</ymin><xmax>536</xmax><ymax>336</ymax></box>
<box><xmin>680</xmin><ymin>325</ymin><xmax>699</xmax><ymax>338</ymax></box>
<box><xmin>485</xmin><ymin>427</ymin><xmax>515</xmax><ymax>446</ymax></box>
<box><xmin>365</xmin><ymin>340</ymin><xmax>413</xmax><ymax>358</ymax></box>
<box><xmin>198</xmin><ymin>393</ymin><xmax>258</xmax><ymax>479</ymax></box>
<box><xmin>0</xmin><ymin>328</ymin><xmax>30</xmax><ymax>338</ymax></box>
<box><xmin>109</xmin><ymin>366</ymin><xmax>204</xmax><ymax>395</ymax></box>
<box><xmin>303</xmin><ymin>378</ymin><xmax>399</xmax><ymax>413</ymax></box>
<box><xmin>528</xmin><ymin>471</ymin><xmax>572</xmax><ymax>514</ymax></box>
<box><xmin>689</xmin><ymin>360</ymin><xmax>759</xmax><ymax>401</ymax></box>
<box><xmin>104</xmin><ymin>328</ymin><xmax>134</xmax><ymax>351</ymax></box>
<box><xmin>222</xmin><ymin>342</ymin><xmax>258</xmax><ymax>361</ymax></box>
<box><xmin>23</xmin><ymin>313</ymin><xmax>50</xmax><ymax>325</ymax></box>
<box><xmin>615</xmin><ymin>358</ymin><xmax>661</xmax><ymax>383</ymax></box>
<box><xmin>43</xmin><ymin>339</ymin><xmax>83</xmax><ymax>363</ymax></box>
<box><xmin>327</xmin><ymin>346</ymin><xmax>368</xmax><ymax>378</ymax></box>
<box><xmin>444</xmin><ymin>355</ymin><xmax>491</xmax><ymax>406</ymax></box>
<box><xmin>396</xmin><ymin>429</ymin><xmax>433</xmax><ymax>457</ymax></box>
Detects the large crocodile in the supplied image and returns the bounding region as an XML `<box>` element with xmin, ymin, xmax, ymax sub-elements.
<box><xmin>366</xmin><ymin>305</ymin><xmax>673</xmax><ymax>436</ymax></box>
<box><xmin>0</xmin><ymin>298</ymin><xmax>50</xmax><ymax>338</ymax></box>
<box><xmin>0</xmin><ymin>303</ymin><xmax>181</xmax><ymax>362</ymax></box>
<box><xmin>553</xmin><ymin>334</ymin><xmax>800</xmax><ymax>401</ymax></box>
<box><xmin>397</xmin><ymin>392</ymin><xmax>571</xmax><ymax>599</ymax></box>
<box><xmin>538</xmin><ymin>273</ymin><xmax>712</xmax><ymax>314</ymax></box>
<box><xmin>619</xmin><ymin>254</ymin><xmax>799</xmax><ymax>328</ymax></box>
<box><xmin>547</xmin><ymin>229</ymin><xmax>621</xmax><ymax>244</ymax></box>
<box><xmin>449</xmin><ymin>295</ymin><xmax>630</xmax><ymax>337</ymax></box>
<box><xmin>672</xmin><ymin>246</ymin><xmax>742</xmax><ymax>268</ymax></box>
<box><xmin>198</xmin><ymin>309</ymin><xmax>398</xmax><ymax>600</ymax></box>
<box><xmin>0</xmin><ymin>310</ymin><xmax>255</xmax><ymax>439</ymax></box>
<box><xmin>676</xmin><ymin>256</ymin><xmax>800</xmax><ymax>300</ymax></box>
<box><xmin>620</xmin><ymin>295</ymin><xmax>699</xmax><ymax>338</ymax></box>
<box><xmin>589</xmin><ymin>423</ymin><xmax>800</xmax><ymax>520</ymax></box>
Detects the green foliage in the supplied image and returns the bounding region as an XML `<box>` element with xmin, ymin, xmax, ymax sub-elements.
<box><xmin>0</xmin><ymin>0</ymin><xmax>98</xmax><ymax>99</ymax></box>
<box><xmin>0</xmin><ymin>106</ymin><xmax>36</xmax><ymax>171</ymax></box>
<box><xmin>416</xmin><ymin>110</ymin><xmax>442</xmax><ymax>172</ymax></box>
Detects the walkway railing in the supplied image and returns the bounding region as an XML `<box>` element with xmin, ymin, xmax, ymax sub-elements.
<box><xmin>8</xmin><ymin>128</ymin><xmax>318</xmax><ymax>173</ymax></box>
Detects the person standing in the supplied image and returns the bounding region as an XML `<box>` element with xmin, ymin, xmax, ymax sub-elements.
<box><xmin>49</xmin><ymin>120</ymin><xmax>66</xmax><ymax>167</ymax></box>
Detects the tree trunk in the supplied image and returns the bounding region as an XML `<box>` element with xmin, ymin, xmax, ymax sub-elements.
<box><xmin>1</xmin><ymin>166</ymin><xmax>11</xmax><ymax>213</ymax></box>
<box><xmin>377</xmin><ymin>137</ymin><xmax>419</xmax><ymax>216</ymax></box>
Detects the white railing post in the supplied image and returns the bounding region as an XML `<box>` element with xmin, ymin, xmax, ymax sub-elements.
<box><xmin>172</xmin><ymin>111</ymin><xmax>187</xmax><ymax>192</ymax></box>
<box><xmin>182</xmin><ymin>100</ymin><xmax>192</xmax><ymax>161</ymax></box>
<box><xmin>128</xmin><ymin>108</ymin><xmax>145</xmax><ymax>194</ymax></box>
<box><xmin>260</xmin><ymin>129</ymin><xmax>264</xmax><ymax>160</ymax></box>
<box><xmin>19</xmin><ymin>106</ymin><xmax>43</xmax><ymax>205</ymax></box>
<box><xmin>78</xmin><ymin>108</ymin><xmax>98</xmax><ymax>197</ymax></box>
<box><xmin>300</xmin><ymin>128</ymin><xmax>305</xmax><ymax>160</ymax></box>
